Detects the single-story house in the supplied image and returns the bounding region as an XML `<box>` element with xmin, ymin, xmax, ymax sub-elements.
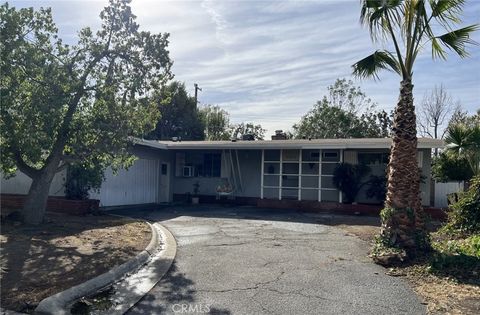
<box><xmin>1</xmin><ymin>137</ymin><xmax>444</xmax><ymax>212</ymax></box>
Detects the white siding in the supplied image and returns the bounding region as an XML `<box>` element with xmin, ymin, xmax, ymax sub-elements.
<box><xmin>1</xmin><ymin>170</ymin><xmax>66</xmax><ymax>196</ymax></box>
<box><xmin>90</xmin><ymin>159</ymin><xmax>160</xmax><ymax>207</ymax></box>
<box><xmin>434</xmin><ymin>181</ymin><xmax>463</xmax><ymax>208</ymax></box>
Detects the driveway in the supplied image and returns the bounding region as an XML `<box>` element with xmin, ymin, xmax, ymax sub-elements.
<box><xmin>113</xmin><ymin>206</ymin><xmax>425</xmax><ymax>315</ymax></box>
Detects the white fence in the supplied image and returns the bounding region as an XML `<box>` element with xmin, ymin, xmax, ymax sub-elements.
<box><xmin>434</xmin><ymin>181</ymin><xmax>463</xmax><ymax>208</ymax></box>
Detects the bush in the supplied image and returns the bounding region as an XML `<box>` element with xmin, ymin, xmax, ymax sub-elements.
<box><xmin>443</xmin><ymin>175</ymin><xmax>480</xmax><ymax>235</ymax></box>
<box><xmin>332</xmin><ymin>163</ymin><xmax>370</xmax><ymax>203</ymax></box>
<box><xmin>429</xmin><ymin>235</ymin><xmax>480</xmax><ymax>276</ymax></box>
<box><xmin>65</xmin><ymin>164</ymin><xmax>104</xmax><ymax>200</ymax></box>
<box><xmin>432</xmin><ymin>151</ymin><xmax>474</xmax><ymax>182</ymax></box>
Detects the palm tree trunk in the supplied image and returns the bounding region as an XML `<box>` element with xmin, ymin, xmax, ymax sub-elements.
<box><xmin>382</xmin><ymin>79</ymin><xmax>426</xmax><ymax>249</ymax></box>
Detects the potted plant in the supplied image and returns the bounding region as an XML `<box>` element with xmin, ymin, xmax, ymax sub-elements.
<box><xmin>192</xmin><ymin>181</ymin><xmax>200</xmax><ymax>204</ymax></box>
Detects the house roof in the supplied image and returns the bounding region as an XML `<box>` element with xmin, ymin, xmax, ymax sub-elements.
<box><xmin>134</xmin><ymin>137</ymin><xmax>444</xmax><ymax>150</ymax></box>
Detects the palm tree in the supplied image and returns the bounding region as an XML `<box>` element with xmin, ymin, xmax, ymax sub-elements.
<box><xmin>352</xmin><ymin>0</ymin><xmax>478</xmax><ymax>251</ymax></box>
<box><xmin>445</xmin><ymin>122</ymin><xmax>480</xmax><ymax>177</ymax></box>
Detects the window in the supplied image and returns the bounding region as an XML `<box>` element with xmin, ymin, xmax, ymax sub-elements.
<box><xmin>161</xmin><ymin>163</ymin><xmax>168</xmax><ymax>175</ymax></box>
<box><xmin>358</xmin><ymin>152</ymin><xmax>389</xmax><ymax>165</ymax></box>
<box><xmin>176</xmin><ymin>152</ymin><xmax>222</xmax><ymax>177</ymax></box>
<box><xmin>201</xmin><ymin>153</ymin><xmax>221</xmax><ymax>177</ymax></box>
<box><xmin>322</xmin><ymin>150</ymin><xmax>339</xmax><ymax>162</ymax></box>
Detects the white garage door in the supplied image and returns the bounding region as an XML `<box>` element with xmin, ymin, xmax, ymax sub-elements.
<box><xmin>92</xmin><ymin>159</ymin><xmax>160</xmax><ymax>207</ymax></box>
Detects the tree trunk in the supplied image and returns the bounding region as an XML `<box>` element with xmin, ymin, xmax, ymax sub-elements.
<box><xmin>21</xmin><ymin>166</ymin><xmax>58</xmax><ymax>225</ymax></box>
<box><xmin>381</xmin><ymin>79</ymin><xmax>426</xmax><ymax>250</ymax></box>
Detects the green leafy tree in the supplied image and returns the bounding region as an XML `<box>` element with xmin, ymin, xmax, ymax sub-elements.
<box><xmin>293</xmin><ymin>78</ymin><xmax>391</xmax><ymax>139</ymax></box>
<box><xmin>0</xmin><ymin>0</ymin><xmax>173</xmax><ymax>224</ymax></box>
<box><xmin>147</xmin><ymin>81</ymin><xmax>204</xmax><ymax>140</ymax></box>
<box><xmin>324</xmin><ymin>78</ymin><xmax>376</xmax><ymax>114</ymax></box>
<box><xmin>200</xmin><ymin>105</ymin><xmax>231</xmax><ymax>140</ymax></box>
<box><xmin>352</xmin><ymin>0</ymin><xmax>478</xmax><ymax>253</ymax></box>
<box><xmin>231</xmin><ymin>122</ymin><xmax>266</xmax><ymax>140</ymax></box>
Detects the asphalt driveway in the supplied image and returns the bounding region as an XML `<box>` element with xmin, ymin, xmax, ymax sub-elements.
<box><xmin>113</xmin><ymin>206</ymin><xmax>425</xmax><ymax>315</ymax></box>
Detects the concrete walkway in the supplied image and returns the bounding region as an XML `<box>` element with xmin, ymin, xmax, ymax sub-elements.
<box><xmin>113</xmin><ymin>206</ymin><xmax>425</xmax><ymax>315</ymax></box>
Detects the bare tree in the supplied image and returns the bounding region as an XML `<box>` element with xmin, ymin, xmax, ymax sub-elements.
<box><xmin>417</xmin><ymin>85</ymin><xmax>456</xmax><ymax>155</ymax></box>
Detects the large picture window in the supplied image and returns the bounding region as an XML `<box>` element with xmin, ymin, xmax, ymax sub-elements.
<box><xmin>176</xmin><ymin>152</ymin><xmax>221</xmax><ymax>178</ymax></box>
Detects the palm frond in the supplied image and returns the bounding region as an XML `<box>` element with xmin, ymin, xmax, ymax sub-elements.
<box><xmin>352</xmin><ymin>50</ymin><xmax>401</xmax><ymax>79</ymax></box>
<box><xmin>430</xmin><ymin>0</ymin><xmax>465</xmax><ymax>25</ymax></box>
<box><xmin>360</xmin><ymin>0</ymin><xmax>403</xmax><ymax>41</ymax></box>
<box><xmin>431</xmin><ymin>37</ymin><xmax>447</xmax><ymax>59</ymax></box>
<box><xmin>436</xmin><ymin>24</ymin><xmax>479</xmax><ymax>58</ymax></box>
<box><xmin>445</xmin><ymin>124</ymin><xmax>471</xmax><ymax>152</ymax></box>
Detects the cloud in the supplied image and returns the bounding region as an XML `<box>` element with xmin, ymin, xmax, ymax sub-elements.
<box><xmin>10</xmin><ymin>0</ymin><xmax>480</xmax><ymax>136</ymax></box>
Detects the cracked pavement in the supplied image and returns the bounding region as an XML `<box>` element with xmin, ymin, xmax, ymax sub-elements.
<box><xmin>115</xmin><ymin>206</ymin><xmax>425</xmax><ymax>315</ymax></box>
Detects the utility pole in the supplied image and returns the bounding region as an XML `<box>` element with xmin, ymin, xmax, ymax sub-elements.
<box><xmin>194</xmin><ymin>83</ymin><xmax>202</xmax><ymax>107</ymax></box>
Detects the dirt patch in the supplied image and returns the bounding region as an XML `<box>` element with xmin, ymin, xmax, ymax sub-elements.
<box><xmin>329</xmin><ymin>215</ymin><xmax>480</xmax><ymax>315</ymax></box>
<box><xmin>0</xmin><ymin>213</ymin><xmax>151</xmax><ymax>313</ymax></box>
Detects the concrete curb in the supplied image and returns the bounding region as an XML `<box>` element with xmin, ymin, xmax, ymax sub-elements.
<box><xmin>104</xmin><ymin>222</ymin><xmax>177</xmax><ymax>314</ymax></box>
<box><xmin>34</xmin><ymin>219</ymin><xmax>167</xmax><ymax>315</ymax></box>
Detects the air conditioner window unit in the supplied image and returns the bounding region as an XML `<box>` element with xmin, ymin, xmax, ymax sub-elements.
<box><xmin>183</xmin><ymin>166</ymin><xmax>194</xmax><ymax>177</ymax></box>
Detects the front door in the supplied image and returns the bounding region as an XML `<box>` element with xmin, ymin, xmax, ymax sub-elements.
<box><xmin>159</xmin><ymin>162</ymin><xmax>170</xmax><ymax>203</ymax></box>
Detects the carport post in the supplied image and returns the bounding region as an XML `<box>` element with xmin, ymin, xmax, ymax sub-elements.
<box><xmin>260</xmin><ymin>149</ymin><xmax>264</xmax><ymax>199</ymax></box>
<box><xmin>339</xmin><ymin>149</ymin><xmax>343</xmax><ymax>203</ymax></box>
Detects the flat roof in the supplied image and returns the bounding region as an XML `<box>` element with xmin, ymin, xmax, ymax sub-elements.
<box><xmin>134</xmin><ymin>137</ymin><xmax>444</xmax><ymax>150</ymax></box>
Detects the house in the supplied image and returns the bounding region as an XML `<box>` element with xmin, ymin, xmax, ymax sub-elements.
<box><xmin>1</xmin><ymin>136</ymin><xmax>444</xmax><ymax>212</ymax></box>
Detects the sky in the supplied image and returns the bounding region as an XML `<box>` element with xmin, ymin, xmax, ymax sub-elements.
<box><xmin>8</xmin><ymin>0</ymin><xmax>480</xmax><ymax>136</ymax></box>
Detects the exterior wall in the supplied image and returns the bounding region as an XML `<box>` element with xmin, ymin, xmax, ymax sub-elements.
<box><xmin>1</xmin><ymin>145</ymin><xmax>173</xmax><ymax>208</ymax></box>
<box><xmin>171</xmin><ymin>147</ymin><xmax>433</xmax><ymax>206</ymax></box>
<box><xmin>1</xmin><ymin>169</ymin><xmax>66</xmax><ymax>196</ymax></box>
<box><xmin>91</xmin><ymin>146</ymin><xmax>174</xmax><ymax>206</ymax></box>
<box><xmin>172</xmin><ymin>150</ymin><xmax>262</xmax><ymax>197</ymax></box>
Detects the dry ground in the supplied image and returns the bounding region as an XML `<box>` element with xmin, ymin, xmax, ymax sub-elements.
<box><xmin>319</xmin><ymin>215</ymin><xmax>480</xmax><ymax>315</ymax></box>
<box><xmin>0</xmin><ymin>213</ymin><xmax>151</xmax><ymax>313</ymax></box>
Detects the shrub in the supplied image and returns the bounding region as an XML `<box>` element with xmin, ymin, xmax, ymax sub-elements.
<box><xmin>332</xmin><ymin>163</ymin><xmax>370</xmax><ymax>203</ymax></box>
<box><xmin>65</xmin><ymin>164</ymin><xmax>104</xmax><ymax>200</ymax></box>
<box><xmin>443</xmin><ymin>175</ymin><xmax>480</xmax><ymax>235</ymax></box>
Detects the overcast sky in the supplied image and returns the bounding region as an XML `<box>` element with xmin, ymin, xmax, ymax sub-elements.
<box><xmin>10</xmin><ymin>0</ymin><xmax>480</xmax><ymax>136</ymax></box>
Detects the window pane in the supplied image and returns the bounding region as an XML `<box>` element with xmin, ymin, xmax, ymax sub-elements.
<box><xmin>264</xmin><ymin>150</ymin><xmax>280</xmax><ymax>161</ymax></box>
<box><xmin>302</xmin><ymin>163</ymin><xmax>319</xmax><ymax>175</ymax></box>
<box><xmin>358</xmin><ymin>152</ymin><xmax>389</xmax><ymax>165</ymax></box>
<box><xmin>321</xmin><ymin>176</ymin><xmax>336</xmax><ymax>189</ymax></box>
<box><xmin>283</xmin><ymin>163</ymin><xmax>299</xmax><ymax>174</ymax></box>
<box><xmin>264</xmin><ymin>175</ymin><xmax>279</xmax><ymax>187</ymax></box>
<box><xmin>322</xmin><ymin>150</ymin><xmax>340</xmax><ymax>162</ymax></box>
<box><xmin>302</xmin><ymin>149</ymin><xmax>320</xmax><ymax>162</ymax></box>
<box><xmin>212</xmin><ymin>154</ymin><xmax>221</xmax><ymax>177</ymax></box>
<box><xmin>282</xmin><ymin>149</ymin><xmax>300</xmax><ymax>161</ymax></box>
<box><xmin>282</xmin><ymin>175</ymin><xmax>299</xmax><ymax>187</ymax></box>
<box><xmin>282</xmin><ymin>188</ymin><xmax>298</xmax><ymax>200</ymax></box>
<box><xmin>321</xmin><ymin>190</ymin><xmax>339</xmax><ymax>202</ymax></box>
<box><xmin>321</xmin><ymin>163</ymin><xmax>338</xmax><ymax>175</ymax></box>
<box><xmin>264</xmin><ymin>162</ymin><xmax>280</xmax><ymax>174</ymax></box>
<box><xmin>263</xmin><ymin>188</ymin><xmax>279</xmax><ymax>199</ymax></box>
<box><xmin>301</xmin><ymin>176</ymin><xmax>319</xmax><ymax>188</ymax></box>
<box><xmin>301</xmin><ymin>189</ymin><xmax>318</xmax><ymax>201</ymax></box>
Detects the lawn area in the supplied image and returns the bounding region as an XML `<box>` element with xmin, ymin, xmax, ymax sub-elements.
<box><xmin>333</xmin><ymin>217</ymin><xmax>480</xmax><ymax>314</ymax></box>
<box><xmin>0</xmin><ymin>213</ymin><xmax>151</xmax><ymax>313</ymax></box>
